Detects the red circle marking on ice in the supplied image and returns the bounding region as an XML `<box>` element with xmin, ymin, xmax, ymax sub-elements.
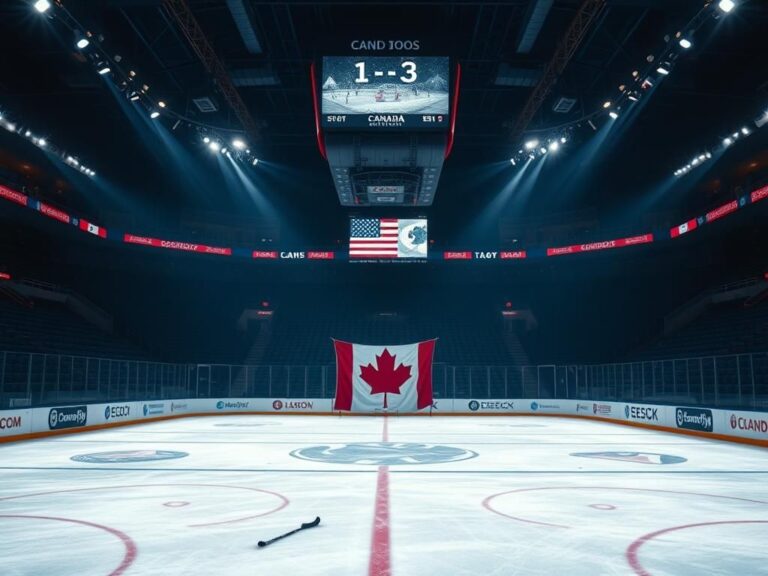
<box><xmin>589</xmin><ymin>503</ymin><xmax>616</xmax><ymax>511</ymax></box>
<box><xmin>482</xmin><ymin>487</ymin><xmax>768</xmax><ymax>529</ymax></box>
<box><xmin>626</xmin><ymin>520</ymin><xmax>768</xmax><ymax>576</ymax></box>
<box><xmin>163</xmin><ymin>501</ymin><xmax>190</xmax><ymax>508</ymax></box>
<box><xmin>0</xmin><ymin>484</ymin><xmax>289</xmax><ymax>527</ymax></box>
<box><xmin>0</xmin><ymin>514</ymin><xmax>137</xmax><ymax>576</ymax></box>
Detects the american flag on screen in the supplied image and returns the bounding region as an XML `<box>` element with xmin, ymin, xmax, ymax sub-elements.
<box><xmin>350</xmin><ymin>218</ymin><xmax>399</xmax><ymax>258</ymax></box>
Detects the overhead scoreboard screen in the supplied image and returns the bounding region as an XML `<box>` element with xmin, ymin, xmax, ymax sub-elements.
<box><xmin>349</xmin><ymin>218</ymin><xmax>428</xmax><ymax>260</ymax></box>
<box><xmin>322</xmin><ymin>56</ymin><xmax>450</xmax><ymax>129</ymax></box>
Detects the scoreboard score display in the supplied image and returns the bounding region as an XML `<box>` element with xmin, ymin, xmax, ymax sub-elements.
<box><xmin>322</xmin><ymin>56</ymin><xmax>449</xmax><ymax>129</ymax></box>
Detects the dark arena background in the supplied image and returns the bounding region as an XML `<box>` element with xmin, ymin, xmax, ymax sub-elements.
<box><xmin>1</xmin><ymin>0</ymin><xmax>768</xmax><ymax>574</ymax></box>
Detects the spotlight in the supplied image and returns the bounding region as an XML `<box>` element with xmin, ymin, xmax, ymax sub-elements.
<box><xmin>679</xmin><ymin>38</ymin><xmax>692</xmax><ymax>49</ymax></box>
<box><xmin>723</xmin><ymin>137</ymin><xmax>733</xmax><ymax>147</ymax></box>
<box><xmin>705</xmin><ymin>151</ymin><xmax>712</xmax><ymax>159</ymax></box>
<box><xmin>38</xmin><ymin>138</ymin><xmax>46</xmax><ymax>147</ymax></box>
<box><xmin>609</xmin><ymin>111</ymin><xmax>619</xmax><ymax>119</ymax></box>
<box><xmin>33</xmin><ymin>0</ymin><xmax>51</xmax><ymax>13</ymax></box>
<box><xmin>75</xmin><ymin>31</ymin><xmax>89</xmax><ymax>49</ymax></box>
<box><xmin>718</xmin><ymin>0</ymin><xmax>735</xmax><ymax>13</ymax></box>
<box><xmin>158</xmin><ymin>101</ymin><xmax>166</xmax><ymax>108</ymax></box>
<box><xmin>602</xmin><ymin>101</ymin><xmax>612</xmax><ymax>109</ymax></box>
<box><xmin>97</xmin><ymin>66</ymin><xmax>111</xmax><ymax>75</ymax></box>
<box><xmin>539</xmin><ymin>146</ymin><xmax>547</xmax><ymax>154</ymax></box>
<box><xmin>510</xmin><ymin>158</ymin><xmax>516</xmax><ymax>165</ymax></box>
<box><xmin>221</xmin><ymin>147</ymin><xmax>228</xmax><ymax>154</ymax></box>
<box><xmin>129</xmin><ymin>92</ymin><xmax>140</xmax><ymax>102</ymax></box>
<box><xmin>627</xmin><ymin>92</ymin><xmax>639</xmax><ymax>102</ymax></box>
<box><xmin>656</xmin><ymin>64</ymin><xmax>670</xmax><ymax>76</ymax></box>
<box><xmin>698</xmin><ymin>154</ymin><xmax>706</xmax><ymax>161</ymax></box>
<box><xmin>203</xmin><ymin>136</ymin><xmax>210</xmax><ymax>143</ymax></box>
<box><xmin>524</xmin><ymin>139</ymin><xmax>539</xmax><ymax>150</ymax></box>
<box><xmin>150</xmin><ymin>110</ymin><xmax>160</xmax><ymax>119</ymax></box>
<box><xmin>25</xmin><ymin>130</ymin><xmax>31</xmax><ymax>137</ymax></box>
<box><xmin>5</xmin><ymin>122</ymin><xmax>16</xmax><ymax>131</ymax></box>
<box><xmin>252</xmin><ymin>158</ymin><xmax>259</xmax><ymax>166</ymax></box>
<box><xmin>548</xmin><ymin>141</ymin><xmax>559</xmax><ymax>152</ymax></box>
<box><xmin>232</xmin><ymin>138</ymin><xmax>246</xmax><ymax>150</ymax></box>
<box><xmin>741</xmin><ymin>126</ymin><xmax>750</xmax><ymax>135</ymax></box>
<box><xmin>560</xmin><ymin>136</ymin><xmax>567</xmax><ymax>143</ymax></box>
<box><xmin>208</xmin><ymin>141</ymin><xmax>221</xmax><ymax>153</ymax></box>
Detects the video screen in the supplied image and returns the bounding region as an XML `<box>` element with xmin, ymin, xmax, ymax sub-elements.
<box><xmin>322</xmin><ymin>57</ymin><xmax>449</xmax><ymax>129</ymax></box>
<box><xmin>349</xmin><ymin>218</ymin><xmax>428</xmax><ymax>260</ymax></box>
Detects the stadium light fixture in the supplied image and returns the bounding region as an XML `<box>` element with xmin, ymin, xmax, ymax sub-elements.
<box><xmin>232</xmin><ymin>138</ymin><xmax>247</xmax><ymax>150</ymax></box>
<box><xmin>510</xmin><ymin>158</ymin><xmax>516</xmax><ymax>165</ymax></box>
<box><xmin>150</xmin><ymin>110</ymin><xmax>160</xmax><ymax>119</ymax></box>
<box><xmin>602</xmin><ymin>101</ymin><xmax>612</xmax><ymax>109</ymax></box>
<box><xmin>97</xmin><ymin>66</ymin><xmax>111</xmax><ymax>75</ymax></box>
<box><xmin>524</xmin><ymin>139</ymin><xmax>539</xmax><ymax>150</ymax></box>
<box><xmin>609</xmin><ymin>111</ymin><xmax>619</xmax><ymax>119</ymax></box>
<box><xmin>158</xmin><ymin>101</ymin><xmax>166</xmax><ymax>108</ymax></box>
<box><xmin>723</xmin><ymin>137</ymin><xmax>733</xmax><ymax>147</ymax></box>
<box><xmin>252</xmin><ymin>158</ymin><xmax>259</xmax><ymax>166</ymax></box>
<box><xmin>679</xmin><ymin>38</ymin><xmax>692</xmax><ymax>49</ymax></box>
<box><xmin>221</xmin><ymin>147</ymin><xmax>228</xmax><ymax>154</ymax></box>
<box><xmin>203</xmin><ymin>136</ymin><xmax>210</xmax><ymax>143</ymax></box>
<box><xmin>718</xmin><ymin>0</ymin><xmax>735</xmax><ymax>13</ymax></box>
<box><xmin>656</xmin><ymin>63</ymin><xmax>671</xmax><ymax>76</ymax></box>
<box><xmin>741</xmin><ymin>126</ymin><xmax>750</xmax><ymax>135</ymax></box>
<box><xmin>548</xmin><ymin>141</ymin><xmax>559</xmax><ymax>152</ymax></box>
<box><xmin>560</xmin><ymin>136</ymin><xmax>567</xmax><ymax>144</ymax></box>
<box><xmin>38</xmin><ymin>138</ymin><xmax>46</xmax><ymax>147</ymax></box>
<box><xmin>75</xmin><ymin>31</ymin><xmax>89</xmax><ymax>50</ymax></box>
<box><xmin>33</xmin><ymin>0</ymin><xmax>51</xmax><ymax>13</ymax></box>
<box><xmin>208</xmin><ymin>141</ymin><xmax>221</xmax><ymax>153</ymax></box>
<box><xmin>539</xmin><ymin>146</ymin><xmax>547</xmax><ymax>154</ymax></box>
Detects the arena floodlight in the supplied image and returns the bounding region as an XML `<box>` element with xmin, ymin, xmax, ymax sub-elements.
<box><xmin>221</xmin><ymin>147</ymin><xmax>228</xmax><ymax>154</ymax></box>
<box><xmin>98</xmin><ymin>66</ymin><xmax>111</xmax><ymax>75</ymax></box>
<box><xmin>232</xmin><ymin>138</ymin><xmax>246</xmax><ymax>150</ymax></box>
<box><xmin>203</xmin><ymin>136</ymin><xmax>210</xmax><ymax>143</ymax></box>
<box><xmin>75</xmin><ymin>31</ymin><xmax>89</xmax><ymax>50</ymax></box>
<box><xmin>539</xmin><ymin>146</ymin><xmax>547</xmax><ymax>154</ymax></box>
<box><xmin>510</xmin><ymin>158</ymin><xmax>516</xmax><ymax>165</ymax></box>
<box><xmin>208</xmin><ymin>141</ymin><xmax>221</xmax><ymax>153</ymax></box>
<box><xmin>158</xmin><ymin>101</ymin><xmax>166</xmax><ymax>108</ymax></box>
<box><xmin>741</xmin><ymin>126</ymin><xmax>750</xmax><ymax>135</ymax></box>
<box><xmin>602</xmin><ymin>101</ymin><xmax>612</xmax><ymax>109</ymax></box>
<box><xmin>38</xmin><ymin>138</ymin><xmax>46</xmax><ymax>147</ymax></box>
<box><xmin>723</xmin><ymin>137</ymin><xmax>733</xmax><ymax>147</ymax></box>
<box><xmin>33</xmin><ymin>0</ymin><xmax>51</xmax><ymax>13</ymax></box>
<box><xmin>679</xmin><ymin>38</ymin><xmax>692</xmax><ymax>49</ymax></box>
<box><xmin>24</xmin><ymin>130</ymin><xmax>31</xmax><ymax>137</ymax></box>
<box><xmin>252</xmin><ymin>158</ymin><xmax>259</xmax><ymax>166</ymax></box>
<box><xmin>656</xmin><ymin>64</ymin><xmax>670</xmax><ymax>76</ymax></box>
<box><xmin>609</xmin><ymin>111</ymin><xmax>619</xmax><ymax>119</ymax></box>
<box><xmin>718</xmin><ymin>0</ymin><xmax>735</xmax><ymax>13</ymax></box>
<box><xmin>150</xmin><ymin>110</ymin><xmax>160</xmax><ymax>119</ymax></box>
<box><xmin>524</xmin><ymin>139</ymin><xmax>539</xmax><ymax>150</ymax></box>
<box><xmin>560</xmin><ymin>136</ymin><xmax>567</xmax><ymax>144</ymax></box>
<box><xmin>548</xmin><ymin>141</ymin><xmax>559</xmax><ymax>152</ymax></box>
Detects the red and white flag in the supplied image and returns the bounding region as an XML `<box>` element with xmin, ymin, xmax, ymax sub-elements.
<box><xmin>79</xmin><ymin>219</ymin><xmax>107</xmax><ymax>238</ymax></box>
<box><xmin>333</xmin><ymin>339</ymin><xmax>436</xmax><ymax>412</ymax></box>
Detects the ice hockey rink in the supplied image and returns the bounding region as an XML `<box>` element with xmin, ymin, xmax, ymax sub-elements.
<box><xmin>1</xmin><ymin>415</ymin><xmax>767</xmax><ymax>576</ymax></box>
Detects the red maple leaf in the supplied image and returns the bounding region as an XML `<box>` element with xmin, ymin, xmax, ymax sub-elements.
<box><xmin>359</xmin><ymin>348</ymin><xmax>412</xmax><ymax>408</ymax></box>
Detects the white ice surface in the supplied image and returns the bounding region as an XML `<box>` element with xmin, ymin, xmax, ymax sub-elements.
<box><xmin>0</xmin><ymin>415</ymin><xmax>767</xmax><ymax>575</ymax></box>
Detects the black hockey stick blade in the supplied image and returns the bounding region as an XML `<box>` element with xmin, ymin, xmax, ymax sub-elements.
<box><xmin>257</xmin><ymin>517</ymin><xmax>321</xmax><ymax>548</ymax></box>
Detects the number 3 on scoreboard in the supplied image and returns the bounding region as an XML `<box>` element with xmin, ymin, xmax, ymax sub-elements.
<box><xmin>400</xmin><ymin>61</ymin><xmax>417</xmax><ymax>83</ymax></box>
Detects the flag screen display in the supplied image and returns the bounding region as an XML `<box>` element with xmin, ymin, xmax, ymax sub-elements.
<box><xmin>349</xmin><ymin>218</ymin><xmax>428</xmax><ymax>260</ymax></box>
<box><xmin>321</xmin><ymin>56</ymin><xmax>449</xmax><ymax>129</ymax></box>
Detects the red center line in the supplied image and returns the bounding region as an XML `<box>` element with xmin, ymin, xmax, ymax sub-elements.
<box><xmin>368</xmin><ymin>415</ymin><xmax>391</xmax><ymax>576</ymax></box>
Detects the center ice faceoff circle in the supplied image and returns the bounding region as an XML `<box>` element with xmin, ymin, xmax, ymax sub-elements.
<box><xmin>291</xmin><ymin>442</ymin><xmax>478</xmax><ymax>465</ymax></box>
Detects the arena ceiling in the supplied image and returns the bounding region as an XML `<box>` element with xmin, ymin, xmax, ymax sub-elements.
<box><xmin>0</xmin><ymin>0</ymin><xmax>766</xmax><ymax>242</ymax></box>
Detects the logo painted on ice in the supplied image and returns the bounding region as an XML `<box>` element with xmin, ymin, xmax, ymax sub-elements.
<box><xmin>71</xmin><ymin>450</ymin><xmax>189</xmax><ymax>463</ymax></box>
<box><xmin>570</xmin><ymin>451</ymin><xmax>687</xmax><ymax>465</ymax></box>
<box><xmin>290</xmin><ymin>442</ymin><xmax>478</xmax><ymax>465</ymax></box>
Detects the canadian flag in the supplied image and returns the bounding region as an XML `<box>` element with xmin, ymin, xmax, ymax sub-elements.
<box><xmin>79</xmin><ymin>219</ymin><xmax>107</xmax><ymax>238</ymax></box>
<box><xmin>333</xmin><ymin>339</ymin><xmax>436</xmax><ymax>412</ymax></box>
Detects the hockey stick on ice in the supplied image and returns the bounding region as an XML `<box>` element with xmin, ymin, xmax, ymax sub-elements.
<box><xmin>257</xmin><ymin>517</ymin><xmax>321</xmax><ymax>548</ymax></box>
